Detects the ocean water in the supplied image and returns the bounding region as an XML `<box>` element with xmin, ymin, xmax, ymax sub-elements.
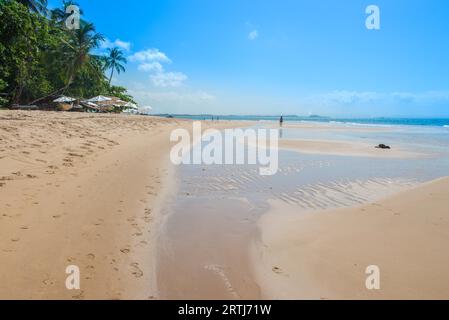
<box><xmin>157</xmin><ymin>114</ymin><xmax>449</xmax><ymax>127</ymax></box>
<box><xmin>164</xmin><ymin>113</ymin><xmax>449</xmax><ymax>155</ymax></box>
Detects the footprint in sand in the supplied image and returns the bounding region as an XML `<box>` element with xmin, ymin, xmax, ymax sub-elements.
<box><xmin>42</xmin><ymin>278</ymin><xmax>54</xmax><ymax>286</ymax></box>
<box><xmin>130</xmin><ymin>262</ymin><xmax>143</xmax><ymax>278</ymax></box>
<box><xmin>120</xmin><ymin>248</ymin><xmax>130</xmax><ymax>254</ymax></box>
<box><xmin>85</xmin><ymin>265</ymin><xmax>95</xmax><ymax>272</ymax></box>
<box><xmin>68</xmin><ymin>152</ymin><xmax>84</xmax><ymax>158</ymax></box>
<box><xmin>86</xmin><ymin>253</ymin><xmax>95</xmax><ymax>260</ymax></box>
<box><xmin>72</xmin><ymin>291</ymin><xmax>85</xmax><ymax>300</ymax></box>
<box><xmin>272</xmin><ymin>266</ymin><xmax>283</xmax><ymax>274</ymax></box>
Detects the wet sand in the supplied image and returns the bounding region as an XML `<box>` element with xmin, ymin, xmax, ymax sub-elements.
<box><xmin>253</xmin><ymin>177</ymin><xmax>449</xmax><ymax>299</ymax></box>
<box><xmin>156</xmin><ymin>121</ymin><xmax>449</xmax><ymax>300</ymax></box>
<box><xmin>156</xmin><ymin>197</ymin><xmax>261</xmax><ymax>299</ymax></box>
<box><xmin>279</xmin><ymin>139</ymin><xmax>422</xmax><ymax>158</ymax></box>
<box><xmin>280</xmin><ymin>122</ymin><xmax>397</xmax><ymax>132</ymax></box>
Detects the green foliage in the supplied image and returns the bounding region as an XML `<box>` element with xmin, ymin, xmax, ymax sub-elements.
<box><xmin>105</xmin><ymin>47</ymin><xmax>127</xmax><ymax>85</ymax></box>
<box><xmin>0</xmin><ymin>0</ymin><xmax>133</xmax><ymax>107</ymax></box>
<box><xmin>0</xmin><ymin>78</ymin><xmax>7</xmax><ymax>106</ymax></box>
<box><xmin>50</xmin><ymin>0</ymin><xmax>83</xmax><ymax>25</ymax></box>
<box><xmin>0</xmin><ymin>1</ymin><xmax>56</xmax><ymax>103</ymax></box>
<box><xmin>16</xmin><ymin>0</ymin><xmax>48</xmax><ymax>14</ymax></box>
<box><xmin>108</xmin><ymin>85</ymin><xmax>136</xmax><ymax>104</ymax></box>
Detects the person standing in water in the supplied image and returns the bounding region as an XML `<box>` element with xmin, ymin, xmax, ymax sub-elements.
<box><xmin>280</xmin><ymin>115</ymin><xmax>284</xmax><ymax>127</ymax></box>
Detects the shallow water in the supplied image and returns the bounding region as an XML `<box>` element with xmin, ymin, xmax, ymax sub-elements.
<box><xmin>156</xmin><ymin>123</ymin><xmax>449</xmax><ymax>299</ymax></box>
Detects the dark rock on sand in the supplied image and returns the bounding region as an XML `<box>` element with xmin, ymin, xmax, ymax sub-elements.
<box><xmin>375</xmin><ymin>144</ymin><xmax>391</xmax><ymax>149</ymax></box>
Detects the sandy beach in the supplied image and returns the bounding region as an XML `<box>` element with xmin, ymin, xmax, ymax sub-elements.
<box><xmin>0</xmin><ymin>110</ymin><xmax>246</xmax><ymax>299</ymax></box>
<box><xmin>0</xmin><ymin>111</ymin><xmax>182</xmax><ymax>299</ymax></box>
<box><xmin>253</xmin><ymin>177</ymin><xmax>449</xmax><ymax>300</ymax></box>
<box><xmin>1</xmin><ymin>112</ymin><xmax>448</xmax><ymax>300</ymax></box>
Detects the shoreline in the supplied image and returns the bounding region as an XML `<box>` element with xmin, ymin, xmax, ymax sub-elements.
<box><xmin>1</xmin><ymin>111</ymin><xmax>448</xmax><ymax>300</ymax></box>
<box><xmin>0</xmin><ymin>111</ymin><xmax>186</xmax><ymax>299</ymax></box>
<box><xmin>0</xmin><ymin>110</ymin><xmax>251</xmax><ymax>299</ymax></box>
<box><xmin>252</xmin><ymin>177</ymin><xmax>449</xmax><ymax>300</ymax></box>
<box><xmin>153</xmin><ymin>121</ymin><xmax>257</xmax><ymax>300</ymax></box>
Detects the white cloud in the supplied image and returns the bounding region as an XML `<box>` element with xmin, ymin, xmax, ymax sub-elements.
<box><xmin>317</xmin><ymin>90</ymin><xmax>380</xmax><ymax>104</ymax></box>
<box><xmin>129</xmin><ymin>90</ymin><xmax>215</xmax><ymax>103</ymax></box>
<box><xmin>306</xmin><ymin>90</ymin><xmax>449</xmax><ymax>106</ymax></box>
<box><xmin>101</xmin><ymin>38</ymin><xmax>131</xmax><ymax>51</ymax></box>
<box><xmin>248</xmin><ymin>30</ymin><xmax>259</xmax><ymax>40</ymax></box>
<box><xmin>126</xmin><ymin>85</ymin><xmax>217</xmax><ymax>113</ymax></box>
<box><xmin>150</xmin><ymin>72</ymin><xmax>188</xmax><ymax>87</ymax></box>
<box><xmin>138</xmin><ymin>62</ymin><xmax>164</xmax><ymax>73</ymax></box>
<box><xmin>129</xmin><ymin>49</ymin><xmax>171</xmax><ymax>63</ymax></box>
<box><xmin>391</xmin><ymin>91</ymin><xmax>449</xmax><ymax>102</ymax></box>
<box><xmin>130</xmin><ymin>48</ymin><xmax>188</xmax><ymax>88</ymax></box>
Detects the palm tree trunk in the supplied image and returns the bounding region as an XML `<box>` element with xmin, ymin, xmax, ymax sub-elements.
<box><xmin>108</xmin><ymin>68</ymin><xmax>114</xmax><ymax>85</ymax></box>
<box><xmin>30</xmin><ymin>73</ymin><xmax>74</xmax><ymax>105</ymax></box>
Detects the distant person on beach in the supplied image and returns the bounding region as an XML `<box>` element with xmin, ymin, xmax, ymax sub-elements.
<box><xmin>280</xmin><ymin>116</ymin><xmax>284</xmax><ymax>127</ymax></box>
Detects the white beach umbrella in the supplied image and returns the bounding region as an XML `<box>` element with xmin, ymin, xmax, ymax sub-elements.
<box><xmin>124</xmin><ymin>102</ymin><xmax>138</xmax><ymax>109</ymax></box>
<box><xmin>139</xmin><ymin>106</ymin><xmax>153</xmax><ymax>114</ymax></box>
<box><xmin>53</xmin><ymin>96</ymin><xmax>76</xmax><ymax>103</ymax></box>
<box><xmin>86</xmin><ymin>95</ymin><xmax>112</xmax><ymax>103</ymax></box>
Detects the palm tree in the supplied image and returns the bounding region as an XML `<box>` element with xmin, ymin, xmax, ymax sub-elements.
<box><xmin>104</xmin><ymin>47</ymin><xmax>127</xmax><ymax>85</ymax></box>
<box><xmin>16</xmin><ymin>0</ymin><xmax>48</xmax><ymax>14</ymax></box>
<box><xmin>61</xmin><ymin>22</ymin><xmax>105</xmax><ymax>91</ymax></box>
<box><xmin>50</xmin><ymin>0</ymin><xmax>83</xmax><ymax>24</ymax></box>
<box><xmin>31</xmin><ymin>22</ymin><xmax>104</xmax><ymax>103</ymax></box>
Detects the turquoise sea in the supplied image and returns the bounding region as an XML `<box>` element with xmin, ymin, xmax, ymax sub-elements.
<box><xmin>156</xmin><ymin>114</ymin><xmax>449</xmax><ymax>127</ymax></box>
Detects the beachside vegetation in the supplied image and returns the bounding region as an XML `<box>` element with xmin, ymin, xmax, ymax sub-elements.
<box><xmin>0</xmin><ymin>0</ymin><xmax>135</xmax><ymax>108</ymax></box>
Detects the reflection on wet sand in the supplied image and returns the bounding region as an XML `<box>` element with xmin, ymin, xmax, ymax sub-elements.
<box><xmin>155</xmin><ymin>122</ymin><xmax>449</xmax><ymax>299</ymax></box>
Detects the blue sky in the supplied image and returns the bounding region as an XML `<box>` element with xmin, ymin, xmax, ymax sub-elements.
<box><xmin>49</xmin><ymin>0</ymin><xmax>449</xmax><ymax>117</ymax></box>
